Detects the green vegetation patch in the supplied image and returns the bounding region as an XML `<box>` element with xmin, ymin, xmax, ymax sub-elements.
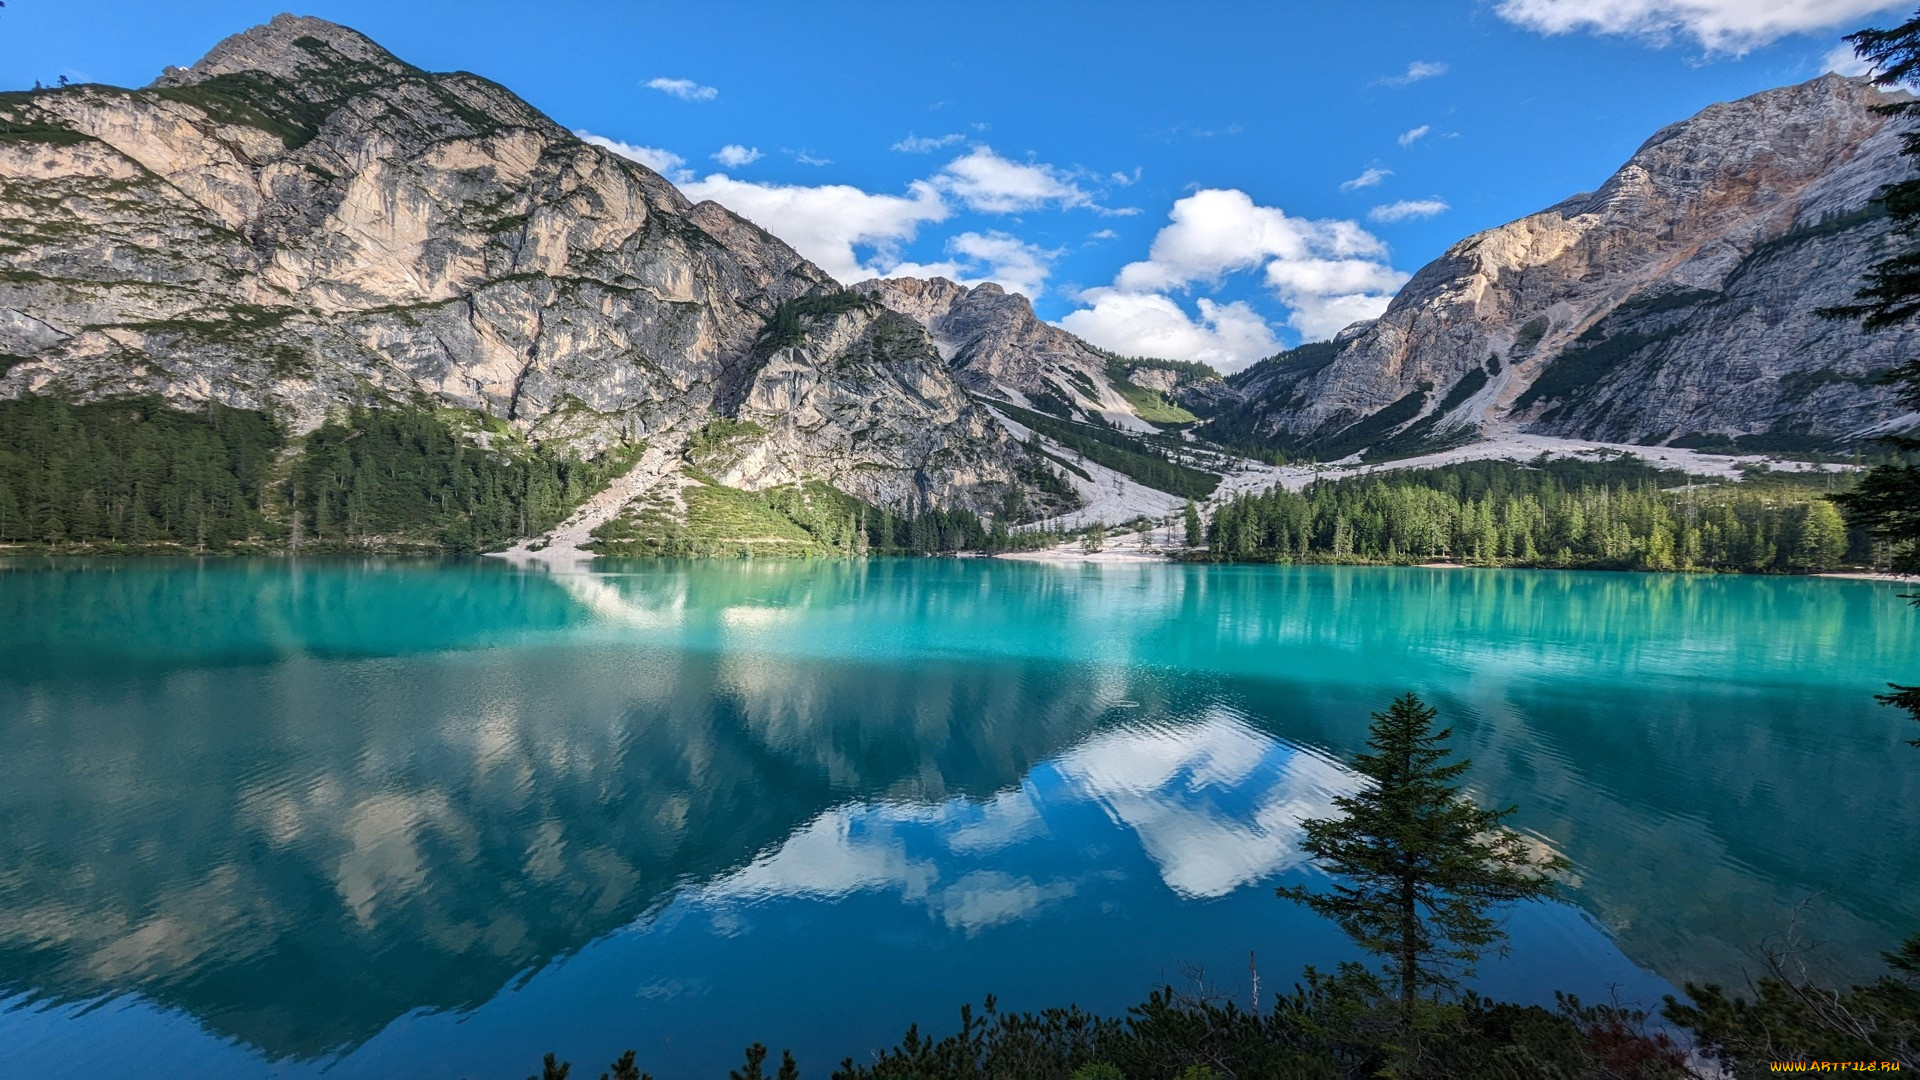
<box><xmin>758</xmin><ymin>290</ymin><xmax>877</xmax><ymax>353</ymax></box>
<box><xmin>1060</xmin><ymin>367</ymin><xmax>1100</xmax><ymax>401</ymax></box>
<box><xmin>1515</xmin><ymin>288</ymin><xmax>1721</xmax><ymax>413</ymax></box>
<box><xmin>1023</xmin><ymin>387</ymin><xmax>1077</xmax><ymax>419</ymax></box>
<box><xmin>1667</xmin><ymin>429</ymin><xmax>1850</xmax><ymax>455</ymax></box>
<box><xmin>1516</xmin><ymin>328</ymin><xmax>1674</xmax><ymax>411</ymax></box>
<box><xmin>592</xmin><ymin>477</ymin><xmax>1046</xmax><ymax>558</ymax></box>
<box><xmin>1294</xmin><ymin>383</ymin><xmax>1431</xmax><ymax>463</ymax></box>
<box><xmin>1224</xmin><ymin>340</ymin><xmax>1342</xmax><ymax>390</ymax></box>
<box><xmin>1104</xmin><ymin>360</ymin><xmax>1200</xmax><ymax>427</ymax></box>
<box><xmin>155</xmin><ymin>74</ymin><xmax>329</xmax><ymax>147</ymax></box>
<box><xmin>0</xmin><ymin>100</ymin><xmax>88</xmax><ymax>146</ymax></box>
<box><xmin>1205</xmin><ymin>455</ymin><xmax>1860</xmax><ymax>572</ymax></box>
<box><xmin>1104</xmin><ymin>352</ymin><xmax>1222</xmax><ymax>380</ymax></box>
<box><xmin>1743</xmin><ymin>202</ymin><xmax>1889</xmax><ymax>266</ymax></box>
<box><xmin>1512</xmin><ymin>314</ymin><xmax>1549</xmax><ymax>354</ymax></box>
<box><xmin>1434</xmin><ymin>367</ymin><xmax>1489</xmax><ymax>415</ymax></box>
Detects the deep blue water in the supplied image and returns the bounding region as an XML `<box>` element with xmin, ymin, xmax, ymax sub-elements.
<box><xmin>0</xmin><ymin>558</ymin><xmax>1913</xmax><ymax>1077</ymax></box>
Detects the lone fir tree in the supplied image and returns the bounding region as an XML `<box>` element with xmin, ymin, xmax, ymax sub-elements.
<box><xmin>1278</xmin><ymin>694</ymin><xmax>1566</xmax><ymax>1035</ymax></box>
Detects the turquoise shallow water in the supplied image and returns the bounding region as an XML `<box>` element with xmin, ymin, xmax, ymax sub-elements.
<box><xmin>0</xmin><ymin>558</ymin><xmax>1914</xmax><ymax>1077</ymax></box>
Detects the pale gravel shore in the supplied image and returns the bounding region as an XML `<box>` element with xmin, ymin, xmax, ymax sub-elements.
<box><xmin>994</xmin><ymin>535</ymin><xmax>1182</xmax><ymax>564</ymax></box>
<box><xmin>1217</xmin><ymin>424</ymin><xmax>1856</xmax><ymax>498</ymax></box>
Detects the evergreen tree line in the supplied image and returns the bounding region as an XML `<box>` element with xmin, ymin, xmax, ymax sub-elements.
<box><xmin>293</xmin><ymin>407</ymin><xmax>632</xmax><ymax>554</ymax></box>
<box><xmin>0</xmin><ymin>396</ymin><xmax>282</xmax><ymax>548</ymax></box>
<box><xmin>861</xmin><ymin>499</ymin><xmax>1060</xmax><ymax>555</ymax></box>
<box><xmin>0</xmin><ymin>397</ymin><xmax>632</xmax><ymax>554</ymax></box>
<box><xmin>1206</xmin><ymin>459</ymin><xmax>1860</xmax><ymax>573</ymax></box>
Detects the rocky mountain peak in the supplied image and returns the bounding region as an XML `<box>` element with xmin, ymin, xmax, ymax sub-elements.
<box><xmin>1229</xmin><ymin>71</ymin><xmax>1917</xmax><ymax>458</ymax></box>
<box><xmin>0</xmin><ymin>16</ymin><xmax>1080</xmax><ymax>530</ymax></box>
<box><xmin>153</xmin><ymin>13</ymin><xmax>408</xmax><ymax>89</ymax></box>
<box><xmin>859</xmin><ymin>276</ymin><xmax>1178</xmax><ymax>431</ymax></box>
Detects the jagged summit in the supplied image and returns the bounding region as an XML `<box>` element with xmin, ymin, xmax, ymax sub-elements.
<box><xmin>860</xmin><ymin>276</ymin><xmax>1231</xmax><ymax>431</ymax></box>
<box><xmin>0</xmin><ymin>16</ymin><xmax>1073</xmax><ymax>521</ymax></box>
<box><xmin>153</xmin><ymin>13</ymin><xmax>408</xmax><ymax>88</ymax></box>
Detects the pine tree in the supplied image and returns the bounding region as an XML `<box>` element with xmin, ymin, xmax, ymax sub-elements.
<box><xmin>1822</xmin><ymin>9</ymin><xmax>1920</xmax><ymax>737</ymax></box>
<box><xmin>600</xmin><ymin>1050</ymin><xmax>646</xmax><ymax>1080</ymax></box>
<box><xmin>1277</xmin><ymin>693</ymin><xmax>1567</xmax><ymax>1046</ymax></box>
<box><xmin>1184</xmin><ymin>498</ymin><xmax>1202</xmax><ymax>547</ymax></box>
<box><xmin>730</xmin><ymin>1043</ymin><xmax>795</xmax><ymax>1080</ymax></box>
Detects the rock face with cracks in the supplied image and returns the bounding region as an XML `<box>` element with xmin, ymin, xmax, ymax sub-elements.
<box><xmin>0</xmin><ymin>14</ymin><xmax>1074</xmax><ymax>519</ymax></box>
<box><xmin>859</xmin><ymin>276</ymin><xmax>1235</xmax><ymax>432</ymax></box>
<box><xmin>1231</xmin><ymin>74</ymin><xmax>1920</xmax><ymax>454</ymax></box>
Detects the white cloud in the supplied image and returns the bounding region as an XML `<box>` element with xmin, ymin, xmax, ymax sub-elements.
<box><xmin>933</xmin><ymin>146</ymin><xmax>1093</xmax><ymax>213</ymax></box>
<box><xmin>711</xmin><ymin>144</ymin><xmax>762</xmax><ymax>168</ymax></box>
<box><xmin>892</xmin><ymin>132</ymin><xmax>965</xmax><ymax>153</ymax></box>
<box><xmin>1110</xmin><ymin>188</ymin><xmax>1388</xmax><ymax>293</ymax></box>
<box><xmin>1262</xmin><ymin>257</ymin><xmax>1409</xmax><ymax>296</ymax></box>
<box><xmin>948</xmin><ymin>230</ymin><xmax>1058</xmax><ymax>298</ymax></box>
<box><xmin>1088</xmin><ymin>228</ymin><xmax>1119</xmax><ymax>241</ymax></box>
<box><xmin>1494</xmin><ymin>0</ymin><xmax>1907</xmax><ymax>54</ymax></box>
<box><xmin>1823</xmin><ymin>40</ymin><xmax>1874</xmax><ymax>75</ymax></box>
<box><xmin>1261</xmin><ymin>257</ymin><xmax>1411</xmax><ymax>338</ymax></box>
<box><xmin>1285</xmin><ymin>292</ymin><xmax>1403</xmax><ymax>341</ymax></box>
<box><xmin>676</xmin><ymin>174</ymin><xmax>949</xmax><ymax>283</ymax></box>
<box><xmin>1056</xmin><ymin>188</ymin><xmax>1406</xmax><ymax>364</ymax></box>
<box><xmin>1368</xmin><ymin>198</ymin><xmax>1451</xmax><ymax>222</ymax></box>
<box><xmin>1340</xmin><ymin>166</ymin><xmax>1393</xmax><ymax>192</ymax></box>
<box><xmin>1111</xmin><ymin>167</ymin><xmax>1143</xmax><ymax>186</ymax></box>
<box><xmin>885</xmin><ymin>230</ymin><xmax>1059</xmax><ymax>299</ymax></box>
<box><xmin>645</xmin><ymin>76</ymin><xmax>718</xmax><ymax>102</ymax></box>
<box><xmin>576</xmin><ymin>131</ymin><xmax>689</xmax><ymax>180</ymax></box>
<box><xmin>1060</xmin><ymin>292</ymin><xmax>1281</xmax><ymax>369</ymax></box>
<box><xmin>1398</xmin><ymin>125</ymin><xmax>1432</xmax><ymax>147</ymax></box>
<box><xmin>1377</xmin><ymin>60</ymin><xmax>1450</xmax><ymax>86</ymax></box>
<box><xmin>793</xmin><ymin>150</ymin><xmax>833</xmax><ymax>166</ymax></box>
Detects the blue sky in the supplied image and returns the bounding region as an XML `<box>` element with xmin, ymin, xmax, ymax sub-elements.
<box><xmin>1</xmin><ymin>0</ymin><xmax>1905</xmax><ymax>368</ymax></box>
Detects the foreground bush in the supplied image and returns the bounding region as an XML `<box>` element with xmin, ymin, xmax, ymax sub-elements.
<box><xmin>531</xmin><ymin>966</ymin><xmax>1692</xmax><ymax>1079</ymax></box>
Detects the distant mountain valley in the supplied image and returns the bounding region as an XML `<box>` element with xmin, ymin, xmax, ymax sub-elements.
<box><xmin>0</xmin><ymin>14</ymin><xmax>1912</xmax><ymax>555</ymax></box>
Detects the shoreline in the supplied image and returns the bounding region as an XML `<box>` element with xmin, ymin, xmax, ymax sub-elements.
<box><xmin>6</xmin><ymin>543</ymin><xmax>1912</xmax><ymax>583</ymax></box>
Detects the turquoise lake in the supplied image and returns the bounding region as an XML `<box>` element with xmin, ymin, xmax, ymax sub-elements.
<box><xmin>0</xmin><ymin>558</ymin><xmax>1914</xmax><ymax>1077</ymax></box>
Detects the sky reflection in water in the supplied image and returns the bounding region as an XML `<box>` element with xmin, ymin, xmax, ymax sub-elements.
<box><xmin>0</xmin><ymin>558</ymin><xmax>1912</xmax><ymax>1078</ymax></box>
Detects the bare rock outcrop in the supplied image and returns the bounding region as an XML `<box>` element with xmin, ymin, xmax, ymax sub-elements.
<box><xmin>1231</xmin><ymin>74</ymin><xmax>1919</xmax><ymax>455</ymax></box>
<box><xmin>0</xmin><ymin>14</ymin><xmax>1071</xmax><ymax>517</ymax></box>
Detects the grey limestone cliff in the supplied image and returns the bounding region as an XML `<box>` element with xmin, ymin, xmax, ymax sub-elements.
<box><xmin>1231</xmin><ymin>74</ymin><xmax>1920</xmax><ymax>456</ymax></box>
<box><xmin>0</xmin><ymin>14</ymin><xmax>1072</xmax><ymax>521</ymax></box>
<box><xmin>862</xmin><ymin>276</ymin><xmax>1143</xmax><ymax>427</ymax></box>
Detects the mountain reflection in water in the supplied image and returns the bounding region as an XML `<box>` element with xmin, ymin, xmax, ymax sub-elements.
<box><xmin>0</xmin><ymin>558</ymin><xmax>1911</xmax><ymax>1077</ymax></box>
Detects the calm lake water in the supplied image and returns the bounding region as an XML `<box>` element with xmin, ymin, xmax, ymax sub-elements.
<box><xmin>1</xmin><ymin>558</ymin><xmax>1914</xmax><ymax>1078</ymax></box>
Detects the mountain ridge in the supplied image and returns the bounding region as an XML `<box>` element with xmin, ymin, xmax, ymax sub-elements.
<box><xmin>0</xmin><ymin>14</ymin><xmax>1080</xmax><ymax>540</ymax></box>
<box><xmin>1224</xmin><ymin>72</ymin><xmax>1919</xmax><ymax>459</ymax></box>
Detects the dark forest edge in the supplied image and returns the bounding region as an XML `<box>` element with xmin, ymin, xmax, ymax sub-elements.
<box><xmin>0</xmin><ymin>395</ymin><xmax>1064</xmax><ymax>558</ymax></box>
<box><xmin>0</xmin><ymin>395</ymin><xmax>1901</xmax><ymax>573</ymax></box>
<box><xmin>1198</xmin><ymin>457</ymin><xmax>1888</xmax><ymax>575</ymax></box>
<box><xmin>0</xmin><ymin>396</ymin><xmax>636</xmax><ymax>554</ymax></box>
